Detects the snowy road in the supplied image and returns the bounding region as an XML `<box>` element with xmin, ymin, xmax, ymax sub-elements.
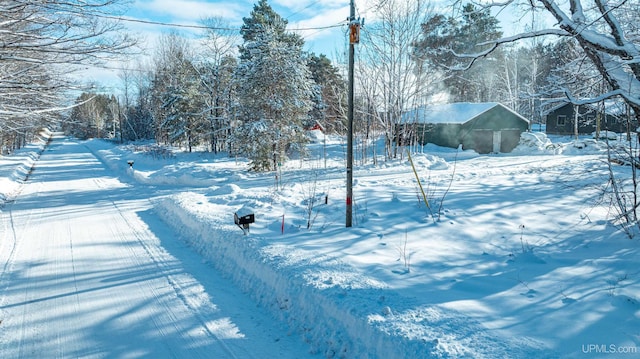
<box><xmin>0</xmin><ymin>135</ymin><xmax>312</xmax><ymax>358</ymax></box>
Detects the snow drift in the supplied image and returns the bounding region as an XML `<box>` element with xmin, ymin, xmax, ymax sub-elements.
<box><xmin>153</xmin><ymin>192</ymin><xmax>545</xmax><ymax>358</ymax></box>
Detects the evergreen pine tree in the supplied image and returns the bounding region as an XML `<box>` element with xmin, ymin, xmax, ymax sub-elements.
<box><xmin>307</xmin><ymin>53</ymin><xmax>346</xmax><ymax>133</ymax></box>
<box><xmin>239</xmin><ymin>0</ymin><xmax>303</xmax><ymax>60</ymax></box>
<box><xmin>161</xmin><ymin>71</ymin><xmax>207</xmax><ymax>152</ymax></box>
<box><xmin>415</xmin><ymin>4</ymin><xmax>502</xmax><ymax>102</ymax></box>
<box><xmin>234</xmin><ymin>1</ymin><xmax>313</xmax><ymax>171</ymax></box>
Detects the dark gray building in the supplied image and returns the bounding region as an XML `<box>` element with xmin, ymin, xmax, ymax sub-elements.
<box><xmin>398</xmin><ymin>103</ymin><xmax>530</xmax><ymax>154</ymax></box>
<box><xmin>544</xmin><ymin>102</ymin><xmax>634</xmax><ymax>136</ymax></box>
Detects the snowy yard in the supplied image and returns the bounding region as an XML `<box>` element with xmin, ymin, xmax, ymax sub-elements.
<box><xmin>1</xmin><ymin>129</ymin><xmax>639</xmax><ymax>358</ymax></box>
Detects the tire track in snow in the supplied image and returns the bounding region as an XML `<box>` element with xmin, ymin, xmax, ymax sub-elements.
<box><xmin>103</xmin><ymin>213</ymin><xmax>187</xmax><ymax>359</ymax></box>
<box><xmin>93</xmin><ymin>176</ymin><xmax>204</xmax><ymax>358</ymax></box>
<box><xmin>3</xmin><ymin>136</ymin><xmax>312</xmax><ymax>358</ymax></box>
<box><xmin>108</xmin><ymin>198</ymin><xmax>251</xmax><ymax>359</ymax></box>
<box><xmin>91</xmin><ymin>170</ymin><xmax>253</xmax><ymax>359</ymax></box>
<box><xmin>0</xmin><ymin>187</ymin><xmax>49</xmax><ymax>358</ymax></box>
<box><xmin>0</xmin><ymin>202</ymin><xmax>20</xmax><ymax>288</ymax></box>
<box><xmin>66</xmin><ymin>216</ymin><xmax>80</xmax><ymax>308</ymax></box>
<box><xmin>1</xmin><ymin>137</ymin><xmax>237</xmax><ymax>358</ymax></box>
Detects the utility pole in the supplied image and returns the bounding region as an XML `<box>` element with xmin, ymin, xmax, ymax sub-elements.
<box><xmin>346</xmin><ymin>0</ymin><xmax>359</xmax><ymax>227</ymax></box>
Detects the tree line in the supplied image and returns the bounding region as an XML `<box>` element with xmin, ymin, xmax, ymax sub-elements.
<box><xmin>68</xmin><ymin>0</ymin><xmax>346</xmax><ymax>171</ymax></box>
<box><xmin>3</xmin><ymin>0</ymin><xmax>640</xmax><ymax>171</ymax></box>
<box><xmin>0</xmin><ymin>0</ymin><xmax>135</xmax><ymax>154</ymax></box>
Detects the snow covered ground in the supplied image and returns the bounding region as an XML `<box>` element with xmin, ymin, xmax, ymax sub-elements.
<box><xmin>0</xmin><ymin>131</ymin><xmax>312</xmax><ymax>359</ymax></box>
<box><xmin>1</xmin><ymin>129</ymin><xmax>639</xmax><ymax>358</ymax></box>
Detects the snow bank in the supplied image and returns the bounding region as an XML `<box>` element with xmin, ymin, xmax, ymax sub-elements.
<box><xmin>153</xmin><ymin>192</ymin><xmax>546</xmax><ymax>358</ymax></box>
<box><xmin>513</xmin><ymin>131</ymin><xmax>621</xmax><ymax>156</ymax></box>
<box><xmin>512</xmin><ymin>132</ymin><xmax>561</xmax><ymax>155</ymax></box>
<box><xmin>0</xmin><ymin>129</ymin><xmax>51</xmax><ymax>202</ymax></box>
<box><xmin>153</xmin><ymin>192</ymin><xmax>408</xmax><ymax>358</ymax></box>
<box><xmin>593</xmin><ymin>130</ymin><xmax>619</xmax><ymax>140</ymax></box>
<box><xmin>84</xmin><ymin>139</ymin><xmax>240</xmax><ymax>187</ymax></box>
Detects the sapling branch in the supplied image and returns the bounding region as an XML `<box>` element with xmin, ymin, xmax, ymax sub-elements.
<box><xmin>396</xmin><ymin>228</ymin><xmax>411</xmax><ymax>273</ymax></box>
<box><xmin>407</xmin><ymin>150</ymin><xmax>434</xmax><ymax>222</ymax></box>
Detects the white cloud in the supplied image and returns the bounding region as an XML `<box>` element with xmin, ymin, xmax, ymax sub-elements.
<box><xmin>80</xmin><ymin>0</ymin><xmax>362</xmax><ymax>91</ymax></box>
<box><xmin>289</xmin><ymin>6</ymin><xmax>347</xmax><ymax>29</ymax></box>
<box><xmin>134</xmin><ymin>0</ymin><xmax>244</xmax><ymax>22</ymax></box>
<box><xmin>273</xmin><ymin>0</ymin><xmax>345</xmax><ymax>10</ymax></box>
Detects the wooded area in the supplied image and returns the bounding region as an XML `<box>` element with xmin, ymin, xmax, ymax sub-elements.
<box><xmin>2</xmin><ymin>0</ymin><xmax>640</xmax><ymax>170</ymax></box>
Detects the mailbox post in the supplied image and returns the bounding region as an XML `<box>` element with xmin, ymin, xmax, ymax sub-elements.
<box><xmin>234</xmin><ymin>212</ymin><xmax>255</xmax><ymax>235</ymax></box>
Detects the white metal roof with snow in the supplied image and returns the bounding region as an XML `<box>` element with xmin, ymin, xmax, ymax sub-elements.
<box><xmin>403</xmin><ymin>102</ymin><xmax>519</xmax><ymax>124</ymax></box>
<box><xmin>542</xmin><ymin>100</ymin><xmax>628</xmax><ymax>117</ymax></box>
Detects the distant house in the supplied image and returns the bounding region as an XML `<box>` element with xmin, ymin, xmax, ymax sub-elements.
<box><xmin>397</xmin><ymin>102</ymin><xmax>530</xmax><ymax>154</ymax></box>
<box><xmin>544</xmin><ymin>102</ymin><xmax>634</xmax><ymax>135</ymax></box>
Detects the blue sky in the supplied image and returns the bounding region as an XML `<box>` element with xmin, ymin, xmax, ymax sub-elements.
<box><xmin>125</xmin><ymin>0</ymin><xmax>352</xmax><ymax>31</ymax></box>
<box><xmin>122</xmin><ymin>0</ymin><xmax>365</xmax><ymax>56</ymax></box>
<box><xmin>81</xmin><ymin>0</ymin><xmax>366</xmax><ymax>92</ymax></box>
<box><xmin>82</xmin><ymin>0</ymin><xmax>532</xmax><ymax>93</ymax></box>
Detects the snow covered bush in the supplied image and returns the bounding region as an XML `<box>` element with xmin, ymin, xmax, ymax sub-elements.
<box><xmin>593</xmin><ymin>130</ymin><xmax>618</xmax><ymax>141</ymax></box>
<box><xmin>513</xmin><ymin>132</ymin><xmax>561</xmax><ymax>154</ymax></box>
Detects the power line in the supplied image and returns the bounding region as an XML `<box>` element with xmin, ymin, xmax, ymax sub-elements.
<box><xmin>285</xmin><ymin>0</ymin><xmax>323</xmax><ymax>21</ymax></box>
<box><xmin>103</xmin><ymin>15</ymin><xmax>229</xmax><ymax>30</ymax></box>
<box><xmin>100</xmin><ymin>14</ymin><xmax>345</xmax><ymax>32</ymax></box>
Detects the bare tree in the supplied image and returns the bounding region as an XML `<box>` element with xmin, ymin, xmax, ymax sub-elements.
<box><xmin>118</xmin><ymin>62</ymin><xmax>156</xmax><ymax>141</ymax></box>
<box><xmin>199</xmin><ymin>16</ymin><xmax>240</xmax><ymax>153</ymax></box>
<box><xmin>456</xmin><ymin>0</ymin><xmax>640</xmax><ymax>115</ymax></box>
<box><xmin>148</xmin><ymin>32</ymin><xmax>209</xmax><ymax>151</ymax></box>
<box><xmin>450</xmin><ymin>0</ymin><xmax>640</xmax><ymax>234</ymax></box>
<box><xmin>0</xmin><ymin>0</ymin><xmax>136</xmax><ymax>147</ymax></box>
<box><xmin>117</xmin><ymin>66</ymin><xmax>135</xmax><ymax>142</ymax></box>
<box><xmin>359</xmin><ymin>0</ymin><xmax>436</xmax><ymax>160</ymax></box>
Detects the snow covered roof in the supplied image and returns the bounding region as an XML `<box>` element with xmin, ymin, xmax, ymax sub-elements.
<box><xmin>542</xmin><ymin>100</ymin><xmax>630</xmax><ymax>117</ymax></box>
<box><xmin>402</xmin><ymin>102</ymin><xmax>514</xmax><ymax>124</ymax></box>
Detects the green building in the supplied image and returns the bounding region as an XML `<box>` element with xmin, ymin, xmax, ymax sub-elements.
<box><xmin>398</xmin><ymin>102</ymin><xmax>530</xmax><ymax>154</ymax></box>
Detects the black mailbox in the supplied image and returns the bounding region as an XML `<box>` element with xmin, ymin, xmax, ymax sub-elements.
<box><xmin>234</xmin><ymin>213</ymin><xmax>254</xmax><ymax>225</ymax></box>
<box><xmin>234</xmin><ymin>212</ymin><xmax>255</xmax><ymax>234</ymax></box>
